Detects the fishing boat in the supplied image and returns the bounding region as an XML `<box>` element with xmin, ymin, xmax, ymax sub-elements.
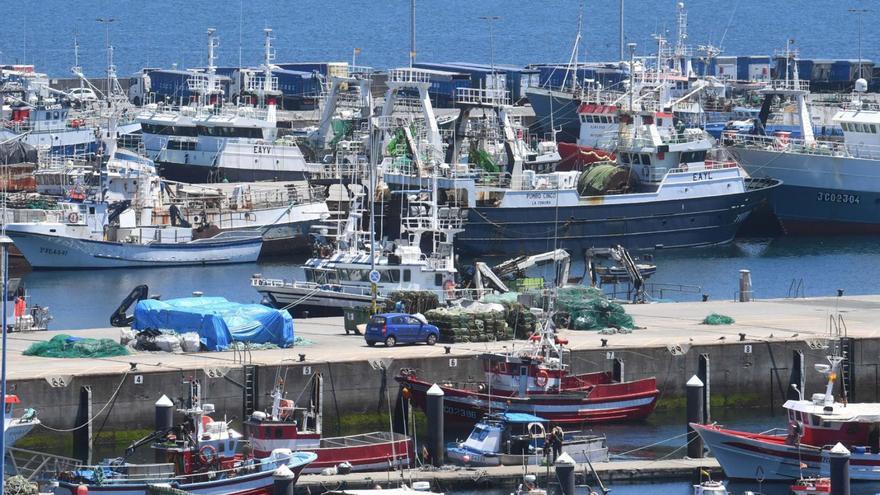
<box><xmin>4</xmin><ymin>395</ymin><xmax>39</xmax><ymax>447</ymax></box>
<box><xmin>245</xmin><ymin>373</ymin><xmax>412</xmax><ymax>473</ymax></box>
<box><xmin>5</xmin><ymin>200</ymin><xmax>263</xmax><ymax>269</ymax></box>
<box><xmin>693</xmin><ymin>347</ymin><xmax>880</xmax><ymax>480</ymax></box>
<box><xmin>397</xmin><ymin>321</ymin><xmax>659</xmax><ymax>425</ymax></box>
<box><xmin>137</xmin><ymin>29</ymin><xmax>318</xmax><ymax>183</ymax></box>
<box><xmin>446</xmin><ymin>412</ymin><xmax>608</xmax><ymax>466</ymax></box>
<box><xmin>724</xmin><ymin>72</ymin><xmax>880</xmax><ymax>234</ymax></box>
<box><xmin>52</xmin><ymin>380</ymin><xmax>316</xmax><ymax>495</ymax></box>
<box><xmin>693</xmin><ymin>480</ymin><xmax>728</xmax><ymax>495</ymax></box>
<box><xmin>252</xmin><ymin>174</ymin><xmax>467</xmax><ymax>317</ymax></box>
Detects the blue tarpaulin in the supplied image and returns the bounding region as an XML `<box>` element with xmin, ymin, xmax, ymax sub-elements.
<box><xmin>132</xmin><ymin>297</ymin><xmax>294</xmax><ymax>351</ymax></box>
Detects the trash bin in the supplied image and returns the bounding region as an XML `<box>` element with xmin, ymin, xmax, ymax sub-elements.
<box><xmin>343</xmin><ymin>307</ymin><xmax>371</xmax><ymax>335</ymax></box>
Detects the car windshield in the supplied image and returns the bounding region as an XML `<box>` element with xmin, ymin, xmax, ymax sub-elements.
<box><xmin>370</xmin><ymin>316</ymin><xmax>386</xmax><ymax>325</ymax></box>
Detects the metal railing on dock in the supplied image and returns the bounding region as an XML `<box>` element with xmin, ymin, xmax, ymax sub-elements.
<box><xmin>7</xmin><ymin>446</ymin><xmax>81</xmax><ymax>482</ymax></box>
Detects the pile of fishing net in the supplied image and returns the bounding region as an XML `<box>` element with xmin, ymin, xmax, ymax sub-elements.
<box><xmin>24</xmin><ymin>334</ymin><xmax>129</xmax><ymax>359</ymax></box>
<box><xmin>383</xmin><ymin>291</ymin><xmax>439</xmax><ymax>314</ymax></box>
<box><xmin>555</xmin><ymin>286</ymin><xmax>635</xmax><ymax>331</ymax></box>
<box><xmin>425</xmin><ymin>304</ymin><xmax>513</xmax><ymax>343</ymax></box>
<box><xmin>5</xmin><ymin>475</ymin><xmax>37</xmax><ymax>495</ymax></box>
<box><xmin>702</xmin><ymin>313</ymin><xmax>735</xmax><ymax>325</ymax></box>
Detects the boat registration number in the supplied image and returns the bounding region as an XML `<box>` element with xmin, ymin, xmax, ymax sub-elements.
<box><xmin>252</xmin><ymin>278</ymin><xmax>285</xmax><ymax>287</ymax></box>
<box><xmin>39</xmin><ymin>247</ymin><xmax>68</xmax><ymax>256</ymax></box>
<box><xmin>816</xmin><ymin>192</ymin><xmax>860</xmax><ymax>204</ymax></box>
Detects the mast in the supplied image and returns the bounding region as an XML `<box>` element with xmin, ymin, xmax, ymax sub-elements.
<box><xmin>410</xmin><ymin>0</ymin><xmax>416</xmax><ymax>67</ymax></box>
<box><xmin>619</xmin><ymin>0</ymin><xmax>625</xmax><ymax>62</ymax></box>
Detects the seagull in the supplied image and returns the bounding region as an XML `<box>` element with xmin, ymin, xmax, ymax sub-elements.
<box><xmin>689</xmin><ymin>337</ymin><xmax>694</xmax><ymax>342</ymax></box>
<box><xmin>791</xmin><ymin>333</ymin><xmax>799</xmax><ymax>338</ymax></box>
<box><xmin>717</xmin><ymin>336</ymin><xmax>726</xmax><ymax>341</ymax></box>
<box><xmin>768</xmin><ymin>333</ymin><xmax>774</xmax><ymax>338</ymax></box>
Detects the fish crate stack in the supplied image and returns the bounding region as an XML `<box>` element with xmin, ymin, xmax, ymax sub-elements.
<box><xmin>424</xmin><ymin>307</ymin><xmax>513</xmax><ymax>343</ymax></box>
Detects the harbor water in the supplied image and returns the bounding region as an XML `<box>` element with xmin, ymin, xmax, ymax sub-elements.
<box><xmin>1</xmin><ymin>0</ymin><xmax>878</xmax><ymax>78</ymax></box>
<box><xmin>20</xmin><ymin>235</ymin><xmax>880</xmax><ymax>329</ymax></box>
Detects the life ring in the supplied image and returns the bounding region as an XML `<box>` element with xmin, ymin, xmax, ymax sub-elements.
<box><xmin>535</xmin><ymin>370</ymin><xmax>550</xmax><ymax>388</ymax></box>
<box><xmin>199</xmin><ymin>444</ymin><xmax>218</xmax><ymax>464</ymax></box>
<box><xmin>443</xmin><ymin>280</ymin><xmax>455</xmax><ymax>299</ymax></box>
<box><xmin>70</xmin><ymin>119</ymin><xmax>84</xmax><ymax>128</ymax></box>
<box><xmin>67</xmin><ymin>212</ymin><xmax>79</xmax><ymax>223</ymax></box>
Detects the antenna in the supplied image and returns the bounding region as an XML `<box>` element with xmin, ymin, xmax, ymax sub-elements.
<box><xmin>619</xmin><ymin>0</ymin><xmax>625</xmax><ymax>61</ymax></box>
<box><xmin>410</xmin><ymin>0</ymin><xmax>416</xmax><ymax>67</ymax></box>
<box><xmin>848</xmin><ymin>8</ymin><xmax>869</xmax><ymax>80</ymax></box>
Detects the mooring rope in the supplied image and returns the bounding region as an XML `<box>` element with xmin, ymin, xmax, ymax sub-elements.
<box><xmin>38</xmin><ymin>371</ymin><xmax>130</xmax><ymax>432</ymax></box>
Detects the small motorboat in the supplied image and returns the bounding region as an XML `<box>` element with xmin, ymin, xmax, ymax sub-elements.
<box><xmin>4</xmin><ymin>395</ymin><xmax>39</xmax><ymax>447</ymax></box>
<box><xmin>446</xmin><ymin>412</ymin><xmax>608</xmax><ymax>467</ymax></box>
<box><xmin>791</xmin><ymin>477</ymin><xmax>831</xmax><ymax>495</ymax></box>
<box><xmin>693</xmin><ymin>479</ymin><xmax>728</xmax><ymax>495</ymax></box>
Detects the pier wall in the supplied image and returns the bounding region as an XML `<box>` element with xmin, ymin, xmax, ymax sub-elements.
<box><xmin>17</xmin><ymin>337</ymin><xmax>879</xmax><ymax>434</ymax></box>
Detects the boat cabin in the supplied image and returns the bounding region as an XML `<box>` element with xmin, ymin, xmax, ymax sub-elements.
<box><xmin>454</xmin><ymin>413</ymin><xmax>549</xmax><ymax>459</ymax></box>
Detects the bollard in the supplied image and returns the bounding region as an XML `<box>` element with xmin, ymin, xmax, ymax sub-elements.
<box><xmin>273</xmin><ymin>464</ymin><xmax>296</xmax><ymax>495</ymax></box>
<box><xmin>788</xmin><ymin>350</ymin><xmax>805</xmax><ymax>401</ymax></box>
<box><xmin>829</xmin><ymin>443</ymin><xmax>850</xmax><ymax>495</ymax></box>
<box><xmin>155</xmin><ymin>395</ymin><xmax>174</xmax><ymax>431</ymax></box>
<box><xmin>739</xmin><ymin>270</ymin><xmax>752</xmax><ymax>302</ymax></box>
<box><xmin>554</xmin><ymin>452</ymin><xmax>576</xmax><ymax>495</ymax></box>
<box><xmin>426</xmin><ymin>384</ymin><xmax>445</xmax><ymax>467</ymax></box>
<box><xmin>613</xmin><ymin>358</ymin><xmax>624</xmax><ymax>383</ymax></box>
<box><xmin>686</xmin><ymin>375</ymin><xmax>705</xmax><ymax>459</ymax></box>
<box><xmin>698</xmin><ymin>354</ymin><xmax>711</xmax><ymax>424</ymax></box>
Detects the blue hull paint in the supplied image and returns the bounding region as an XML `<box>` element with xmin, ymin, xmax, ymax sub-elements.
<box><xmin>456</xmin><ymin>181</ymin><xmax>778</xmax><ymax>256</ymax></box>
<box><xmin>770</xmin><ymin>184</ymin><xmax>880</xmax><ymax>234</ymax></box>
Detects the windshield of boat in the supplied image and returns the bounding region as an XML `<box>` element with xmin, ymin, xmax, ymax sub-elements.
<box><xmin>464</xmin><ymin>424</ymin><xmax>501</xmax><ymax>452</ymax></box>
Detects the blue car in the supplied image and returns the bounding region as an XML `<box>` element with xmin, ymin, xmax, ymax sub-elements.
<box><xmin>364</xmin><ymin>313</ymin><xmax>440</xmax><ymax>347</ymax></box>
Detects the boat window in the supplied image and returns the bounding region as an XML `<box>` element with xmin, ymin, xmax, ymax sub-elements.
<box><xmin>435</xmin><ymin>274</ymin><xmax>443</xmax><ymax>286</ymax></box>
<box><xmin>631</xmin><ymin>154</ymin><xmax>642</xmax><ymax>165</ymax></box>
<box><xmin>657</xmin><ymin>118</ymin><xmax>664</xmax><ymax>126</ymax></box>
<box><xmin>403</xmin><ymin>270</ymin><xmax>411</xmax><ymax>282</ymax></box>
<box><xmin>641</xmin><ymin>154</ymin><xmax>651</xmax><ymax>165</ymax></box>
<box><xmin>872</xmin><ymin>124</ymin><xmax>877</xmax><ymax>134</ymax></box>
<box><xmin>469</xmin><ymin>426</ymin><xmax>491</xmax><ymax>441</ymax></box>
<box><xmin>619</xmin><ymin>153</ymin><xmax>630</xmax><ymax>164</ymax></box>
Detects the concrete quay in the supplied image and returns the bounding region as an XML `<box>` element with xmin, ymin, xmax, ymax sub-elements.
<box><xmin>296</xmin><ymin>457</ymin><xmax>722</xmax><ymax>490</ymax></box>
<box><xmin>9</xmin><ymin>295</ymin><xmax>880</xmax><ymax>434</ymax></box>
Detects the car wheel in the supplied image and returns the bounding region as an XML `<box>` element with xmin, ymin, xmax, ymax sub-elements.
<box><xmin>366</xmin><ymin>341</ymin><xmax>376</xmax><ymax>347</ymax></box>
<box><xmin>426</xmin><ymin>334</ymin><xmax>437</xmax><ymax>345</ymax></box>
<box><xmin>385</xmin><ymin>336</ymin><xmax>397</xmax><ymax>347</ymax></box>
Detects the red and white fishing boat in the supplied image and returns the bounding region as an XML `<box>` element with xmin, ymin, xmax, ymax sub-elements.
<box><xmin>397</xmin><ymin>323</ymin><xmax>659</xmax><ymax>425</ymax></box>
<box><xmin>53</xmin><ymin>380</ymin><xmax>316</xmax><ymax>495</ymax></box>
<box><xmin>245</xmin><ymin>373</ymin><xmax>413</xmax><ymax>473</ymax></box>
<box><xmin>791</xmin><ymin>476</ymin><xmax>831</xmax><ymax>495</ymax></box>
<box><xmin>694</xmin><ymin>352</ymin><xmax>880</xmax><ymax>481</ymax></box>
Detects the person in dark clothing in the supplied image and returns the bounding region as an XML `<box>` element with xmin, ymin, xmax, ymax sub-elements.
<box><xmin>551</xmin><ymin>426</ymin><xmax>564</xmax><ymax>461</ymax></box>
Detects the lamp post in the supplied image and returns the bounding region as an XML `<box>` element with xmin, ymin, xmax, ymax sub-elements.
<box><xmin>0</xmin><ymin>234</ymin><xmax>12</xmax><ymax>492</ymax></box>
<box><xmin>479</xmin><ymin>16</ymin><xmax>501</xmax><ymax>88</ymax></box>
<box><xmin>96</xmin><ymin>17</ymin><xmax>116</xmax><ymax>96</ymax></box>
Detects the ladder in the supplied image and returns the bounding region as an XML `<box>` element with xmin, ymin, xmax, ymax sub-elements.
<box><xmin>839</xmin><ymin>337</ymin><xmax>856</xmax><ymax>402</ymax></box>
<box><xmin>242</xmin><ymin>364</ymin><xmax>259</xmax><ymax>419</ymax></box>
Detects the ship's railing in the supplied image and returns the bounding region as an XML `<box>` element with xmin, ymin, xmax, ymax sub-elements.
<box><xmin>841</xmin><ymin>100</ymin><xmax>880</xmax><ymax>112</ymax></box>
<box><xmin>387</xmin><ymin>68</ymin><xmax>433</xmax><ymax>84</ymax></box>
<box><xmin>761</xmin><ymin>79</ymin><xmax>810</xmax><ymax>92</ymax></box>
<box><xmin>666</xmin><ymin>160</ymin><xmax>738</xmax><ymax>174</ymax></box>
<box><xmin>455</xmin><ymin>87</ymin><xmax>510</xmax><ymax>107</ymax></box>
<box><xmin>615</xmin><ymin>130</ymin><xmax>706</xmax><ymax>149</ymax></box>
<box><xmin>726</xmin><ymin>133</ymin><xmax>880</xmax><ymax>160</ymax></box>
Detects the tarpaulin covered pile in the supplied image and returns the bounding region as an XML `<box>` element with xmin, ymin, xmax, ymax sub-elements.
<box><xmin>132</xmin><ymin>297</ymin><xmax>294</xmax><ymax>351</ymax></box>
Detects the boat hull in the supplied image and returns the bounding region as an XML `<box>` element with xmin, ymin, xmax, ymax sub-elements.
<box><xmin>246</xmin><ymin>425</ymin><xmax>412</xmax><ymax>473</ymax></box>
<box><xmin>525</xmin><ymin>88</ymin><xmax>581</xmax><ymax>143</ymax></box>
<box><xmin>157</xmin><ymin>161</ymin><xmax>310</xmax><ymax>183</ymax></box>
<box><xmin>397</xmin><ymin>374</ymin><xmax>659</xmax><ymax>425</ymax></box>
<box><xmin>447</xmin><ymin>437</ymin><xmax>607</xmax><ymax>467</ymax></box>
<box><xmin>5</xmin><ymin>418</ymin><xmax>38</xmax><ymax>447</ymax></box>
<box><xmin>694</xmin><ymin>423</ymin><xmax>880</xmax><ymax>481</ymax></box>
<box><xmin>455</xmin><ymin>179</ymin><xmax>779</xmax><ymax>256</ymax></box>
<box><xmin>53</xmin><ymin>452</ymin><xmax>315</xmax><ymax>495</ymax></box>
<box><xmin>729</xmin><ymin>146</ymin><xmax>880</xmax><ymax>234</ymax></box>
<box><xmin>7</xmin><ymin>231</ymin><xmax>262</xmax><ymax>269</ymax></box>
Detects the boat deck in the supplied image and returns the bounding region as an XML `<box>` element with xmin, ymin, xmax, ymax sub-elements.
<box><xmin>6</xmin><ymin>294</ymin><xmax>880</xmax><ymax>380</ymax></box>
